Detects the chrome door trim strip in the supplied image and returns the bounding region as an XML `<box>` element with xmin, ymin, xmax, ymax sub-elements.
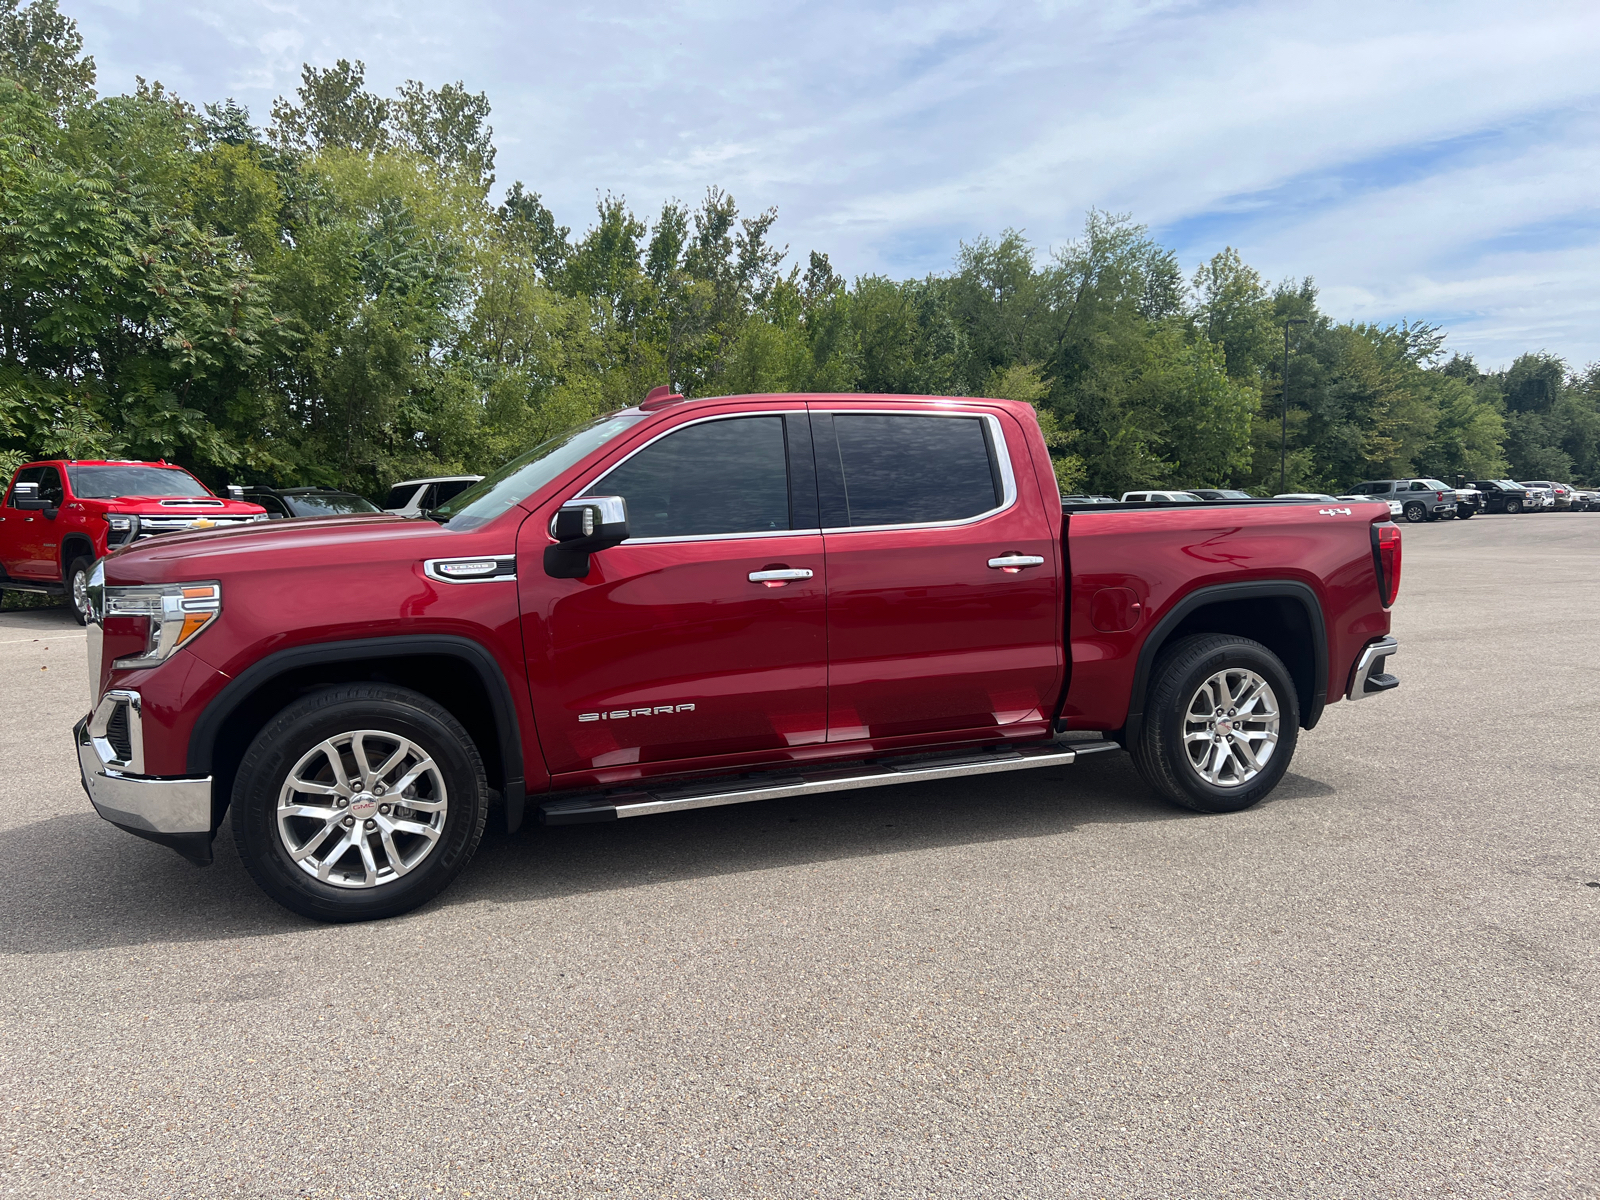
<box><xmin>567</xmin><ymin>404</ymin><xmax>1023</xmax><ymax>545</ymax></box>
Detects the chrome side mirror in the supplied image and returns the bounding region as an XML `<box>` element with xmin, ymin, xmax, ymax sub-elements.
<box><xmin>544</xmin><ymin>496</ymin><xmax>628</xmax><ymax>579</ymax></box>
<box><xmin>11</xmin><ymin>481</ymin><xmax>46</xmax><ymax>510</ymax></box>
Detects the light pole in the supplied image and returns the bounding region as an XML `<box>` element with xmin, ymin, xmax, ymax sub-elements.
<box><xmin>1281</xmin><ymin>318</ymin><xmax>1308</xmax><ymax>494</ymax></box>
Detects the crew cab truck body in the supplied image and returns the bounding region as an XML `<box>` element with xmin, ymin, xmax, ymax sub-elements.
<box><xmin>2</xmin><ymin>460</ymin><xmax>266</xmax><ymax>624</ymax></box>
<box><xmin>75</xmin><ymin>394</ymin><xmax>1402</xmax><ymax>921</ymax></box>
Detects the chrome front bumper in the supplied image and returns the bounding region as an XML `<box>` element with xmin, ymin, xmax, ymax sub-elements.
<box><xmin>76</xmin><ymin>704</ymin><xmax>212</xmax><ymax>840</ymax></box>
<box><xmin>1346</xmin><ymin>636</ymin><xmax>1400</xmax><ymax>701</ymax></box>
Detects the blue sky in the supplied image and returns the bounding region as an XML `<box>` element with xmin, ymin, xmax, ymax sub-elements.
<box><xmin>71</xmin><ymin>0</ymin><xmax>1600</xmax><ymax>368</ymax></box>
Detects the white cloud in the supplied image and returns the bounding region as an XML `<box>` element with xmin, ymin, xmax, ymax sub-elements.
<box><xmin>71</xmin><ymin>0</ymin><xmax>1600</xmax><ymax>366</ymax></box>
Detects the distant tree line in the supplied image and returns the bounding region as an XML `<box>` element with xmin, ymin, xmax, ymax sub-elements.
<box><xmin>2</xmin><ymin>0</ymin><xmax>1598</xmax><ymax>498</ymax></box>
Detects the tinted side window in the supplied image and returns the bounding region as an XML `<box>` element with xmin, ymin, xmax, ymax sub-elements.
<box><xmin>824</xmin><ymin>415</ymin><xmax>1000</xmax><ymax>527</ymax></box>
<box><xmin>433</xmin><ymin>479</ymin><xmax>475</xmax><ymax>504</ymax></box>
<box><xmin>34</xmin><ymin>467</ymin><xmax>64</xmax><ymax>505</ymax></box>
<box><xmin>383</xmin><ymin>485</ymin><xmax>418</xmax><ymax>509</ymax></box>
<box><xmin>593</xmin><ymin>416</ymin><xmax>790</xmax><ymax>539</ymax></box>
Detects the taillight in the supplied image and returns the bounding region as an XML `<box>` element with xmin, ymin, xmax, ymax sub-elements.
<box><xmin>1372</xmin><ymin>523</ymin><xmax>1402</xmax><ymax>607</ymax></box>
<box><xmin>1436</xmin><ymin>491</ymin><xmax>1444</xmax><ymax>501</ymax></box>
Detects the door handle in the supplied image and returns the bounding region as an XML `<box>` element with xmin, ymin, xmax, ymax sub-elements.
<box><xmin>748</xmin><ymin>568</ymin><xmax>813</xmax><ymax>585</ymax></box>
<box><xmin>987</xmin><ymin>555</ymin><xmax>1044</xmax><ymax>570</ymax></box>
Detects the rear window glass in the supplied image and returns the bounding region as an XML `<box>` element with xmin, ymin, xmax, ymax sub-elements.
<box><xmin>383</xmin><ymin>485</ymin><xmax>420</xmax><ymax>509</ymax></box>
<box><xmin>66</xmin><ymin>465</ymin><xmax>209</xmax><ymax>499</ymax></box>
<box><xmin>285</xmin><ymin>492</ymin><xmax>381</xmax><ymax>516</ymax></box>
<box><xmin>826</xmin><ymin>415</ymin><xmax>1000</xmax><ymax>527</ymax></box>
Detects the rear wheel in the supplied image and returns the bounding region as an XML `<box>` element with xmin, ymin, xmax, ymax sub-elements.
<box><xmin>1403</xmin><ymin>501</ymin><xmax>1427</xmax><ymax>523</ymax></box>
<box><xmin>66</xmin><ymin>556</ymin><xmax>93</xmax><ymax>626</ymax></box>
<box><xmin>1456</xmin><ymin>505</ymin><xmax>1474</xmax><ymax>520</ymax></box>
<box><xmin>231</xmin><ymin>684</ymin><xmax>487</xmax><ymax>922</ymax></box>
<box><xmin>1131</xmin><ymin>634</ymin><xmax>1299</xmax><ymax>814</ymax></box>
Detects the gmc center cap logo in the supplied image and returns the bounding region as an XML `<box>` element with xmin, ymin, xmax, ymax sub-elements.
<box><xmin>580</xmin><ymin>704</ymin><xmax>696</xmax><ymax>723</ymax></box>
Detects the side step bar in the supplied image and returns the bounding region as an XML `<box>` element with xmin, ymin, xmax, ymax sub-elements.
<box><xmin>539</xmin><ymin>739</ymin><xmax>1122</xmax><ymax>825</ymax></box>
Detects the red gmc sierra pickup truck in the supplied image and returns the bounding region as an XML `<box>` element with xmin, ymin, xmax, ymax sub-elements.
<box><xmin>2</xmin><ymin>459</ymin><xmax>266</xmax><ymax>623</ymax></box>
<box><xmin>74</xmin><ymin>392</ymin><xmax>1403</xmax><ymax>922</ymax></box>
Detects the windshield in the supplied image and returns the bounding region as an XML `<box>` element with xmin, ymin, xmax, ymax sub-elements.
<box><xmin>285</xmin><ymin>492</ymin><xmax>381</xmax><ymax>516</ymax></box>
<box><xmin>66</xmin><ymin>465</ymin><xmax>209</xmax><ymax>499</ymax></box>
<box><xmin>1212</xmin><ymin>490</ymin><xmax>1251</xmax><ymax>499</ymax></box>
<box><xmin>433</xmin><ymin>411</ymin><xmax>651</xmax><ymax>531</ymax></box>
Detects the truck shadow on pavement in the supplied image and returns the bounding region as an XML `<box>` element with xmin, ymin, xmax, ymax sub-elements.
<box><xmin>0</xmin><ymin>752</ymin><xmax>1332</xmax><ymax>955</ymax></box>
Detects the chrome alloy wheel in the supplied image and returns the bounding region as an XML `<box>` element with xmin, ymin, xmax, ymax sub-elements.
<box><xmin>71</xmin><ymin>565</ymin><xmax>92</xmax><ymax>623</ymax></box>
<box><xmin>1183</xmin><ymin>668</ymin><xmax>1280</xmax><ymax>788</ymax></box>
<box><xmin>276</xmin><ymin>730</ymin><xmax>448</xmax><ymax>889</ymax></box>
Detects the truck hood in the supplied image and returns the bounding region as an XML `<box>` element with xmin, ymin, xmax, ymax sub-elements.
<box><xmin>97</xmin><ymin>494</ymin><xmax>266</xmax><ymax>516</ymax></box>
<box><xmin>101</xmin><ymin>513</ymin><xmax>468</xmax><ymax>584</ymax></box>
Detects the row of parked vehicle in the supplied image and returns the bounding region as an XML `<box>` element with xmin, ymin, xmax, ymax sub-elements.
<box><xmin>0</xmin><ymin>460</ymin><xmax>492</xmax><ymax>624</ymax></box>
<box><xmin>1070</xmin><ymin>478</ymin><xmax>1600</xmax><ymax>522</ymax></box>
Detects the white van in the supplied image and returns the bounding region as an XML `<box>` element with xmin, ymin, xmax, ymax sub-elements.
<box><xmin>383</xmin><ymin>475</ymin><xmax>483</xmax><ymax>517</ymax></box>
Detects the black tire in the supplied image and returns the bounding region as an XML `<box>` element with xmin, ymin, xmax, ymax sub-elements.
<box><xmin>66</xmin><ymin>555</ymin><xmax>93</xmax><ymax>626</ymax></box>
<box><xmin>1504</xmin><ymin>498</ymin><xmax>1523</xmax><ymax>515</ymax></box>
<box><xmin>1403</xmin><ymin>501</ymin><xmax>1427</xmax><ymax>523</ymax></box>
<box><xmin>1130</xmin><ymin>634</ymin><xmax>1300</xmax><ymax>814</ymax></box>
<box><xmin>231</xmin><ymin>684</ymin><xmax>487</xmax><ymax>922</ymax></box>
<box><xmin>1456</xmin><ymin>505</ymin><xmax>1474</xmax><ymax>520</ymax></box>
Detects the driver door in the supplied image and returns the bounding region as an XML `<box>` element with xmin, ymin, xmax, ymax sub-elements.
<box><xmin>1</xmin><ymin>466</ymin><xmax>62</xmax><ymax>578</ymax></box>
<box><xmin>519</xmin><ymin>407</ymin><xmax>828</xmax><ymax>781</ymax></box>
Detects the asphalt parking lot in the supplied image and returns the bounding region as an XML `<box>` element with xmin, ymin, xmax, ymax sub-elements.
<box><xmin>1</xmin><ymin>514</ymin><xmax>1596</xmax><ymax>1199</ymax></box>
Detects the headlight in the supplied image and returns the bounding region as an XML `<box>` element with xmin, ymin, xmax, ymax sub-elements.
<box><xmin>102</xmin><ymin>513</ymin><xmax>140</xmax><ymax>546</ymax></box>
<box><xmin>102</xmin><ymin>581</ymin><xmax>222</xmax><ymax>668</ymax></box>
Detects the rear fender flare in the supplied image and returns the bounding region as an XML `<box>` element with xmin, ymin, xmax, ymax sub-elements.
<box><xmin>1123</xmin><ymin>581</ymin><xmax>1328</xmax><ymax>744</ymax></box>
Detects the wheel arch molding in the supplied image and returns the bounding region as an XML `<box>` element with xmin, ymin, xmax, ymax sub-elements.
<box><xmin>1124</xmin><ymin>581</ymin><xmax>1328</xmax><ymax>745</ymax></box>
<box><xmin>187</xmin><ymin>635</ymin><xmax>528</xmax><ymax>834</ymax></box>
<box><xmin>59</xmin><ymin>532</ymin><xmax>95</xmax><ymax>571</ymax></box>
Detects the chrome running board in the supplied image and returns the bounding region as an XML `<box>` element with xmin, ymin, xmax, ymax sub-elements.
<box><xmin>539</xmin><ymin>739</ymin><xmax>1122</xmax><ymax>825</ymax></box>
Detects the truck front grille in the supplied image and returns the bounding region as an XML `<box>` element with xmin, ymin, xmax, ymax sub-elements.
<box><xmin>134</xmin><ymin>515</ymin><xmax>256</xmax><ymax>538</ymax></box>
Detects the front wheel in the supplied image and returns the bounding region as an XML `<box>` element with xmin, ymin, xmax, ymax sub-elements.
<box><xmin>231</xmin><ymin>684</ymin><xmax>488</xmax><ymax>922</ymax></box>
<box><xmin>1130</xmin><ymin>634</ymin><xmax>1300</xmax><ymax>814</ymax></box>
<box><xmin>1456</xmin><ymin>505</ymin><xmax>1474</xmax><ymax>520</ymax></box>
<box><xmin>67</xmin><ymin>556</ymin><xmax>94</xmax><ymax>626</ymax></box>
<box><xmin>1504</xmin><ymin>499</ymin><xmax>1523</xmax><ymax>515</ymax></box>
<box><xmin>1403</xmin><ymin>501</ymin><xmax>1427</xmax><ymax>523</ymax></box>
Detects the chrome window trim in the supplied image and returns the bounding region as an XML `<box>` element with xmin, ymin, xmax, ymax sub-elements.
<box><xmin>423</xmin><ymin>554</ymin><xmax>517</xmax><ymax>584</ymax></box>
<box><xmin>814</xmin><ymin>408</ymin><xmax>1017</xmax><ymax>535</ymax></box>
<box><xmin>569</xmin><ymin>404</ymin><xmax>1018</xmax><ymax>546</ymax></box>
<box><xmin>576</xmin><ymin>409</ymin><xmax>806</xmax><ymax>546</ymax></box>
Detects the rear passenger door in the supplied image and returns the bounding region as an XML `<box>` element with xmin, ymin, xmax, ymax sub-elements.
<box><xmin>812</xmin><ymin>406</ymin><xmax>1061</xmax><ymax>741</ymax></box>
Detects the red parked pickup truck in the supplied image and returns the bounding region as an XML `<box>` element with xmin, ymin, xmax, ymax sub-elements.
<box><xmin>74</xmin><ymin>393</ymin><xmax>1403</xmax><ymax>922</ymax></box>
<box><xmin>2</xmin><ymin>460</ymin><xmax>266</xmax><ymax>623</ymax></box>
